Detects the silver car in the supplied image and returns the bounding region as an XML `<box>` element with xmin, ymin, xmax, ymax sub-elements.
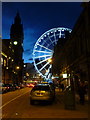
<box><xmin>30</xmin><ymin>84</ymin><xmax>55</xmax><ymax>105</ymax></box>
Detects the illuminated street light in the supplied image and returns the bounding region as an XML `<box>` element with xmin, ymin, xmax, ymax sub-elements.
<box><xmin>47</xmin><ymin>58</ymin><xmax>52</xmax><ymax>63</ymax></box>
<box><xmin>24</xmin><ymin>64</ymin><xmax>26</xmax><ymax>67</ymax></box>
<box><xmin>16</xmin><ymin>66</ymin><xmax>20</xmax><ymax>70</ymax></box>
<box><xmin>13</xmin><ymin>41</ymin><xmax>18</xmax><ymax>45</ymax></box>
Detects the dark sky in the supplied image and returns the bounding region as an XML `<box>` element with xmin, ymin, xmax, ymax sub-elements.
<box><xmin>2</xmin><ymin>2</ymin><xmax>83</xmax><ymax>63</ymax></box>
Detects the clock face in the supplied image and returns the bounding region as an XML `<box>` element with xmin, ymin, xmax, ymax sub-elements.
<box><xmin>13</xmin><ymin>41</ymin><xmax>18</xmax><ymax>45</ymax></box>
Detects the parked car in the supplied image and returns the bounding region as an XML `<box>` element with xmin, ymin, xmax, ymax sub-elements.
<box><xmin>5</xmin><ymin>84</ymin><xmax>14</xmax><ymax>92</ymax></box>
<box><xmin>2</xmin><ymin>84</ymin><xmax>10</xmax><ymax>93</ymax></box>
<box><xmin>12</xmin><ymin>84</ymin><xmax>20</xmax><ymax>90</ymax></box>
<box><xmin>30</xmin><ymin>83</ymin><xmax>55</xmax><ymax>105</ymax></box>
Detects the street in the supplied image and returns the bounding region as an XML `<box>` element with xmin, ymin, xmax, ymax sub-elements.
<box><xmin>0</xmin><ymin>87</ymin><xmax>88</xmax><ymax>119</ymax></box>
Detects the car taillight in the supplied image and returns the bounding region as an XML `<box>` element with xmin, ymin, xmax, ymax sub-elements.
<box><xmin>31</xmin><ymin>84</ymin><xmax>35</xmax><ymax>87</ymax></box>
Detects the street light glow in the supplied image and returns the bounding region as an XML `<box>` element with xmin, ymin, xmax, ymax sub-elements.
<box><xmin>48</xmin><ymin>58</ymin><xmax>52</xmax><ymax>63</ymax></box>
<box><xmin>13</xmin><ymin>41</ymin><xmax>18</xmax><ymax>45</ymax></box>
<box><xmin>63</xmin><ymin>74</ymin><xmax>67</xmax><ymax>78</ymax></box>
<box><xmin>16</xmin><ymin>66</ymin><xmax>20</xmax><ymax>70</ymax></box>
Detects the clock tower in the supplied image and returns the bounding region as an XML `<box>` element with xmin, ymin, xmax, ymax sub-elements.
<box><xmin>10</xmin><ymin>12</ymin><xmax>24</xmax><ymax>62</ymax></box>
<box><xmin>10</xmin><ymin>12</ymin><xmax>24</xmax><ymax>84</ymax></box>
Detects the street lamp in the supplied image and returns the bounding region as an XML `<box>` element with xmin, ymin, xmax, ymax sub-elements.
<box><xmin>13</xmin><ymin>41</ymin><xmax>18</xmax><ymax>45</ymax></box>
<box><xmin>16</xmin><ymin>66</ymin><xmax>20</xmax><ymax>70</ymax></box>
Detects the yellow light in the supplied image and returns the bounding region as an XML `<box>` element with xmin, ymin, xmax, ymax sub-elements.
<box><xmin>12</xmin><ymin>59</ymin><xmax>14</xmax><ymax>62</ymax></box>
<box><xmin>63</xmin><ymin>74</ymin><xmax>67</xmax><ymax>78</ymax></box>
<box><xmin>26</xmin><ymin>73</ymin><xmax>29</xmax><ymax>76</ymax></box>
<box><xmin>1</xmin><ymin>52</ymin><xmax>7</xmax><ymax>58</ymax></box>
<box><xmin>6</xmin><ymin>67</ymin><xmax>8</xmax><ymax>69</ymax></box>
<box><xmin>9</xmin><ymin>57</ymin><xmax>11</xmax><ymax>59</ymax></box>
<box><xmin>46</xmin><ymin>70</ymin><xmax>48</xmax><ymax>72</ymax></box>
<box><xmin>13</xmin><ymin>41</ymin><xmax>18</xmax><ymax>45</ymax></box>
<box><xmin>47</xmin><ymin>58</ymin><xmax>52</xmax><ymax>63</ymax></box>
<box><xmin>16</xmin><ymin>66</ymin><xmax>20</xmax><ymax>70</ymax></box>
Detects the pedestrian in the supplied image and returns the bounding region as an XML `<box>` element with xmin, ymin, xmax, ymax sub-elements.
<box><xmin>78</xmin><ymin>81</ymin><xmax>86</xmax><ymax>105</ymax></box>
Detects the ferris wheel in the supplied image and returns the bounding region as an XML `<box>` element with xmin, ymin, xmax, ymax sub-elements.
<box><xmin>33</xmin><ymin>27</ymin><xmax>72</xmax><ymax>80</ymax></box>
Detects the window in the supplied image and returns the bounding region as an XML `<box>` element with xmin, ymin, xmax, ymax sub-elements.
<box><xmin>1</xmin><ymin>57</ymin><xmax>3</xmax><ymax>65</ymax></box>
<box><xmin>4</xmin><ymin>59</ymin><xmax>6</xmax><ymax>67</ymax></box>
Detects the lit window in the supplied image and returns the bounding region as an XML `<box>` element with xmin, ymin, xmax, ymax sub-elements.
<box><xmin>4</xmin><ymin>59</ymin><xmax>6</xmax><ymax>67</ymax></box>
<box><xmin>12</xmin><ymin>49</ymin><xmax>14</xmax><ymax>52</ymax></box>
<box><xmin>63</xmin><ymin>74</ymin><xmax>67</xmax><ymax>78</ymax></box>
<box><xmin>9</xmin><ymin>46</ymin><xmax>11</xmax><ymax>48</ymax></box>
<box><xmin>6</xmin><ymin>67</ymin><xmax>8</xmax><ymax>69</ymax></box>
<box><xmin>12</xmin><ymin>59</ymin><xmax>14</xmax><ymax>62</ymax></box>
<box><xmin>1</xmin><ymin>58</ymin><xmax>3</xmax><ymax>65</ymax></box>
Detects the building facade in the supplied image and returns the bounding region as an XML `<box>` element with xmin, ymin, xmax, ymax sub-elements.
<box><xmin>52</xmin><ymin>3</ymin><xmax>90</xmax><ymax>91</ymax></box>
<box><xmin>10</xmin><ymin>12</ymin><xmax>24</xmax><ymax>84</ymax></box>
<box><xmin>2</xmin><ymin>12</ymin><xmax>24</xmax><ymax>84</ymax></box>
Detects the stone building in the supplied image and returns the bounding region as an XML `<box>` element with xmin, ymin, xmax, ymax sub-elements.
<box><xmin>2</xmin><ymin>39</ymin><xmax>14</xmax><ymax>84</ymax></box>
<box><xmin>2</xmin><ymin>12</ymin><xmax>24</xmax><ymax>84</ymax></box>
<box><xmin>52</xmin><ymin>2</ymin><xmax>90</xmax><ymax>90</ymax></box>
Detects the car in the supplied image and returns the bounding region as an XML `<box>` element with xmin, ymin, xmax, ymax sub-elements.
<box><xmin>30</xmin><ymin>83</ymin><xmax>55</xmax><ymax>105</ymax></box>
<box><xmin>2</xmin><ymin>84</ymin><xmax>10</xmax><ymax>93</ymax></box>
<box><xmin>0</xmin><ymin>83</ymin><xmax>7</xmax><ymax>93</ymax></box>
<box><xmin>12</xmin><ymin>84</ymin><xmax>21</xmax><ymax>90</ymax></box>
<box><xmin>4</xmin><ymin>84</ymin><xmax>14</xmax><ymax>92</ymax></box>
<box><xmin>26</xmin><ymin>83</ymin><xmax>35</xmax><ymax>88</ymax></box>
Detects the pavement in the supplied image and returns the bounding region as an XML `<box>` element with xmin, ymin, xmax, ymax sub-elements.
<box><xmin>55</xmin><ymin>88</ymin><xmax>89</xmax><ymax>119</ymax></box>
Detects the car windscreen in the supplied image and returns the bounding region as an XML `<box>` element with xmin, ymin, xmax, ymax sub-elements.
<box><xmin>32</xmin><ymin>85</ymin><xmax>50</xmax><ymax>91</ymax></box>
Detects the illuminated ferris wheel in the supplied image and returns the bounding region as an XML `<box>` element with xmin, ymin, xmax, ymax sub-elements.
<box><xmin>33</xmin><ymin>27</ymin><xmax>72</xmax><ymax>80</ymax></box>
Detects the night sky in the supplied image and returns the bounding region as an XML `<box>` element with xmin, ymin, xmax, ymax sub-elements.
<box><xmin>2</xmin><ymin>2</ymin><xmax>83</xmax><ymax>63</ymax></box>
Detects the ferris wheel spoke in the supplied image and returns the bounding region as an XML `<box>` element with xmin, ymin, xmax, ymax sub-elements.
<box><xmin>34</xmin><ymin>50</ymin><xmax>52</xmax><ymax>54</ymax></box>
<box><xmin>34</xmin><ymin>54</ymin><xmax>51</xmax><ymax>59</ymax></box>
<box><xmin>47</xmin><ymin>73</ymin><xmax>52</xmax><ymax>79</ymax></box>
<box><xmin>37</xmin><ymin>43</ymin><xmax>53</xmax><ymax>52</ymax></box>
<box><xmin>45</xmin><ymin>64</ymin><xmax>52</xmax><ymax>76</ymax></box>
<box><xmin>48</xmin><ymin>35</ymin><xmax>54</xmax><ymax>46</ymax></box>
<box><xmin>59</xmin><ymin>30</ymin><xmax>62</xmax><ymax>38</ymax></box>
<box><xmin>39</xmin><ymin>62</ymin><xmax>50</xmax><ymax>72</ymax></box>
<box><xmin>36</xmin><ymin>57</ymin><xmax>52</xmax><ymax>65</ymax></box>
<box><xmin>54</xmin><ymin>32</ymin><xmax>57</xmax><ymax>45</ymax></box>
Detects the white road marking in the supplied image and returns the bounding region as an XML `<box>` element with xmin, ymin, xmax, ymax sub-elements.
<box><xmin>0</xmin><ymin>91</ymin><xmax>29</xmax><ymax>110</ymax></box>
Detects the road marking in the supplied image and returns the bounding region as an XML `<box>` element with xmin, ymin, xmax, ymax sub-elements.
<box><xmin>0</xmin><ymin>91</ymin><xmax>29</xmax><ymax>110</ymax></box>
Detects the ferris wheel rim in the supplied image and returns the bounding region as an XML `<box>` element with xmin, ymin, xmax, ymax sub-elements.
<box><xmin>33</xmin><ymin>27</ymin><xmax>72</xmax><ymax>79</ymax></box>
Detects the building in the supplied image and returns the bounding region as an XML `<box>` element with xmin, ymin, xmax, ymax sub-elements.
<box><xmin>2</xmin><ymin>12</ymin><xmax>24</xmax><ymax>84</ymax></box>
<box><xmin>52</xmin><ymin>2</ymin><xmax>90</xmax><ymax>91</ymax></box>
<box><xmin>10</xmin><ymin>12</ymin><xmax>24</xmax><ymax>84</ymax></box>
<box><xmin>2</xmin><ymin>39</ymin><xmax>14</xmax><ymax>84</ymax></box>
